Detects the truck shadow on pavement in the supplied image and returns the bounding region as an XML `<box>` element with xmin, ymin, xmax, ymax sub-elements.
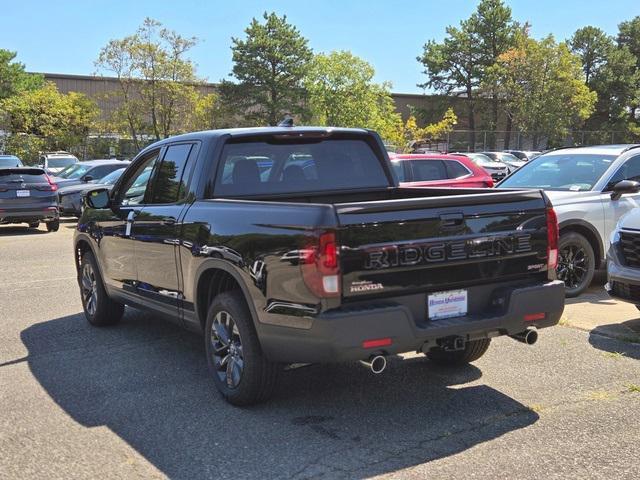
<box><xmin>21</xmin><ymin>309</ymin><xmax>539</xmax><ymax>479</ymax></box>
<box><xmin>0</xmin><ymin>225</ymin><xmax>49</xmax><ymax>236</ymax></box>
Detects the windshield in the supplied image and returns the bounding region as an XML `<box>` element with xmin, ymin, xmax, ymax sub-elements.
<box><xmin>468</xmin><ymin>153</ymin><xmax>499</xmax><ymax>167</ymax></box>
<box><xmin>499</xmin><ymin>153</ymin><xmax>617</xmax><ymax>191</ymax></box>
<box><xmin>99</xmin><ymin>168</ymin><xmax>125</xmax><ymax>185</ymax></box>
<box><xmin>57</xmin><ymin>163</ymin><xmax>91</xmax><ymax>179</ymax></box>
<box><xmin>0</xmin><ymin>157</ymin><xmax>22</xmax><ymax>167</ymax></box>
<box><xmin>48</xmin><ymin>157</ymin><xmax>77</xmax><ymax>168</ymax></box>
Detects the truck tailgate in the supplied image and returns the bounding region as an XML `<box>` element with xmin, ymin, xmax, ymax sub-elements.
<box><xmin>336</xmin><ymin>189</ymin><xmax>550</xmax><ymax>299</ymax></box>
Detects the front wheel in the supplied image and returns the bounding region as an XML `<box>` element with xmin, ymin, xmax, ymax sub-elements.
<box><xmin>556</xmin><ymin>232</ymin><xmax>595</xmax><ymax>298</ymax></box>
<box><xmin>205</xmin><ymin>291</ymin><xmax>280</xmax><ymax>406</ymax></box>
<box><xmin>79</xmin><ymin>252</ymin><xmax>124</xmax><ymax>326</ymax></box>
<box><xmin>426</xmin><ymin>338</ymin><xmax>491</xmax><ymax>366</ymax></box>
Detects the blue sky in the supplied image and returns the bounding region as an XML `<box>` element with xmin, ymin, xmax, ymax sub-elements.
<box><xmin>1</xmin><ymin>0</ymin><xmax>639</xmax><ymax>93</ymax></box>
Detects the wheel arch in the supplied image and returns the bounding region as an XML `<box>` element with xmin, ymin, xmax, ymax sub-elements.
<box><xmin>558</xmin><ymin>220</ymin><xmax>604</xmax><ymax>269</ymax></box>
<box><xmin>194</xmin><ymin>260</ymin><xmax>260</xmax><ymax>332</ymax></box>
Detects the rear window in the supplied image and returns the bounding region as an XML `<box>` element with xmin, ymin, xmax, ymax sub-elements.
<box><xmin>214</xmin><ymin>138</ymin><xmax>389</xmax><ymax>196</ymax></box>
<box><xmin>409</xmin><ymin>160</ymin><xmax>448</xmax><ymax>181</ymax></box>
<box><xmin>0</xmin><ymin>169</ymin><xmax>47</xmax><ymax>183</ymax></box>
<box><xmin>0</xmin><ymin>157</ymin><xmax>22</xmax><ymax>168</ymax></box>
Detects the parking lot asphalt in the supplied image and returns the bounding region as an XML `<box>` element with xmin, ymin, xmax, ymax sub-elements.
<box><xmin>1</xmin><ymin>222</ymin><xmax>640</xmax><ymax>479</ymax></box>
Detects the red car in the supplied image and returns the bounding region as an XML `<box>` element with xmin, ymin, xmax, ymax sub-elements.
<box><xmin>389</xmin><ymin>153</ymin><xmax>494</xmax><ymax>188</ymax></box>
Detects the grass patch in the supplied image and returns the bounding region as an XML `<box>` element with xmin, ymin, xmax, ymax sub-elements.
<box><xmin>589</xmin><ymin>390</ymin><xmax>616</xmax><ymax>401</ymax></box>
<box><xmin>626</xmin><ymin>383</ymin><xmax>640</xmax><ymax>393</ymax></box>
<box><xmin>528</xmin><ymin>403</ymin><xmax>545</xmax><ymax>413</ymax></box>
<box><xmin>601</xmin><ymin>351</ymin><xmax>625</xmax><ymax>360</ymax></box>
<box><xmin>558</xmin><ymin>316</ymin><xmax>570</xmax><ymax>326</ymax></box>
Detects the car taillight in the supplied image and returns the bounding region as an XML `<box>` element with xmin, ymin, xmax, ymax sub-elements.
<box><xmin>486</xmin><ymin>177</ymin><xmax>494</xmax><ymax>188</ymax></box>
<box><xmin>46</xmin><ymin>175</ymin><xmax>58</xmax><ymax>191</ymax></box>
<box><xmin>546</xmin><ymin>207</ymin><xmax>559</xmax><ymax>270</ymax></box>
<box><xmin>300</xmin><ymin>231</ymin><xmax>340</xmax><ymax>298</ymax></box>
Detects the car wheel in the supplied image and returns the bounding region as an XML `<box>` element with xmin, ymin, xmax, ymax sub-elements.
<box><xmin>205</xmin><ymin>291</ymin><xmax>280</xmax><ymax>406</ymax></box>
<box><xmin>79</xmin><ymin>251</ymin><xmax>124</xmax><ymax>326</ymax></box>
<box><xmin>28</xmin><ymin>221</ymin><xmax>39</xmax><ymax>229</ymax></box>
<box><xmin>426</xmin><ymin>338</ymin><xmax>491</xmax><ymax>366</ymax></box>
<box><xmin>46</xmin><ymin>219</ymin><xmax>59</xmax><ymax>232</ymax></box>
<box><xmin>556</xmin><ymin>232</ymin><xmax>595</xmax><ymax>298</ymax></box>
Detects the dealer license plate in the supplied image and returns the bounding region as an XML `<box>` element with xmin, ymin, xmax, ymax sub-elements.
<box><xmin>428</xmin><ymin>289</ymin><xmax>468</xmax><ymax>320</ymax></box>
<box><xmin>16</xmin><ymin>190</ymin><xmax>30</xmax><ymax>197</ymax></box>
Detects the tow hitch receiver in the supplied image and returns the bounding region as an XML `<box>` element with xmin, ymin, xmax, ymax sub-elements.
<box><xmin>439</xmin><ymin>336</ymin><xmax>466</xmax><ymax>352</ymax></box>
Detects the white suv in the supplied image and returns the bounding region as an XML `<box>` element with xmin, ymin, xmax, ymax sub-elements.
<box><xmin>498</xmin><ymin>144</ymin><xmax>640</xmax><ymax>297</ymax></box>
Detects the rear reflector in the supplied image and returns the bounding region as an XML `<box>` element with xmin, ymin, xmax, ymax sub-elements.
<box><xmin>362</xmin><ymin>338</ymin><xmax>392</xmax><ymax>349</ymax></box>
<box><xmin>524</xmin><ymin>312</ymin><xmax>545</xmax><ymax>322</ymax></box>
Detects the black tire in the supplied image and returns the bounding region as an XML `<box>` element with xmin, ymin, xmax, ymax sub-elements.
<box><xmin>426</xmin><ymin>338</ymin><xmax>491</xmax><ymax>366</ymax></box>
<box><xmin>79</xmin><ymin>251</ymin><xmax>124</xmax><ymax>327</ymax></box>
<box><xmin>557</xmin><ymin>232</ymin><xmax>595</xmax><ymax>298</ymax></box>
<box><xmin>204</xmin><ymin>291</ymin><xmax>280</xmax><ymax>406</ymax></box>
<box><xmin>46</xmin><ymin>219</ymin><xmax>60</xmax><ymax>232</ymax></box>
<box><xmin>28</xmin><ymin>221</ymin><xmax>39</xmax><ymax>229</ymax></box>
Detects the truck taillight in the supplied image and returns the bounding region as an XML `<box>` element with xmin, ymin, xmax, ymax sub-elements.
<box><xmin>301</xmin><ymin>231</ymin><xmax>340</xmax><ymax>298</ymax></box>
<box><xmin>546</xmin><ymin>207</ymin><xmax>559</xmax><ymax>270</ymax></box>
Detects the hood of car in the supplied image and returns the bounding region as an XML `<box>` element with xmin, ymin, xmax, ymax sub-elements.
<box><xmin>541</xmin><ymin>189</ymin><xmax>603</xmax><ymax>207</ymax></box>
<box><xmin>618</xmin><ymin>208</ymin><xmax>640</xmax><ymax>230</ymax></box>
<box><xmin>58</xmin><ymin>182</ymin><xmax>110</xmax><ymax>195</ymax></box>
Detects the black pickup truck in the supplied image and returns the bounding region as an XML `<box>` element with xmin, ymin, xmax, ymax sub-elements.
<box><xmin>75</xmin><ymin>127</ymin><xmax>564</xmax><ymax>405</ymax></box>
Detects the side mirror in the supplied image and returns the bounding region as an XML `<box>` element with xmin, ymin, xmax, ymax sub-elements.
<box><xmin>611</xmin><ymin>180</ymin><xmax>640</xmax><ymax>200</ymax></box>
<box><xmin>85</xmin><ymin>188</ymin><xmax>111</xmax><ymax>209</ymax></box>
<box><xmin>83</xmin><ymin>175</ymin><xmax>94</xmax><ymax>182</ymax></box>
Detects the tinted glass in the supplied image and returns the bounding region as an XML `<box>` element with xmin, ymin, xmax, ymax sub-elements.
<box><xmin>468</xmin><ymin>154</ymin><xmax>497</xmax><ymax>167</ymax></box>
<box><xmin>48</xmin><ymin>157</ymin><xmax>76</xmax><ymax>168</ymax></box>
<box><xmin>100</xmin><ymin>168</ymin><xmax>125</xmax><ymax>185</ymax></box>
<box><xmin>0</xmin><ymin>157</ymin><xmax>22</xmax><ymax>167</ymax></box>
<box><xmin>214</xmin><ymin>139</ymin><xmax>389</xmax><ymax>196</ymax></box>
<box><xmin>499</xmin><ymin>153</ymin><xmax>616</xmax><ymax>191</ymax></box>
<box><xmin>409</xmin><ymin>160</ymin><xmax>448</xmax><ymax>181</ymax></box>
<box><xmin>446</xmin><ymin>160</ymin><xmax>470</xmax><ymax>178</ymax></box>
<box><xmin>119</xmin><ymin>152</ymin><xmax>160</xmax><ymax>206</ymax></box>
<box><xmin>391</xmin><ymin>161</ymin><xmax>405</xmax><ymax>181</ymax></box>
<box><xmin>606</xmin><ymin>155</ymin><xmax>640</xmax><ymax>189</ymax></box>
<box><xmin>88</xmin><ymin>164</ymin><xmax>120</xmax><ymax>181</ymax></box>
<box><xmin>0</xmin><ymin>170</ymin><xmax>47</xmax><ymax>184</ymax></box>
<box><xmin>58</xmin><ymin>164</ymin><xmax>90</xmax><ymax>179</ymax></box>
<box><xmin>150</xmin><ymin>144</ymin><xmax>194</xmax><ymax>203</ymax></box>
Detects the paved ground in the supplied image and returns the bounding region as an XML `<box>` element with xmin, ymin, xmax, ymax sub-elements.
<box><xmin>1</xmin><ymin>222</ymin><xmax>640</xmax><ymax>479</ymax></box>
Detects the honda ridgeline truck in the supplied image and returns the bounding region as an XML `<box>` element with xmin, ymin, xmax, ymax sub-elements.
<box><xmin>74</xmin><ymin>127</ymin><xmax>564</xmax><ymax>405</ymax></box>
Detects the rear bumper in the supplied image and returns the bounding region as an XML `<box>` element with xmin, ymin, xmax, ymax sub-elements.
<box><xmin>259</xmin><ymin>280</ymin><xmax>565</xmax><ymax>363</ymax></box>
<box><xmin>0</xmin><ymin>207</ymin><xmax>59</xmax><ymax>224</ymax></box>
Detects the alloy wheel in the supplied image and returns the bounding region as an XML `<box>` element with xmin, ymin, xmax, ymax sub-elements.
<box><xmin>557</xmin><ymin>244</ymin><xmax>589</xmax><ymax>290</ymax></box>
<box><xmin>210</xmin><ymin>310</ymin><xmax>244</xmax><ymax>389</ymax></box>
<box><xmin>81</xmin><ymin>263</ymin><xmax>98</xmax><ymax>316</ymax></box>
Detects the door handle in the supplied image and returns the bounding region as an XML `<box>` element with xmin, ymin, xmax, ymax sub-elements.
<box><xmin>125</xmin><ymin>210</ymin><xmax>139</xmax><ymax>237</ymax></box>
<box><xmin>161</xmin><ymin>216</ymin><xmax>176</xmax><ymax>226</ymax></box>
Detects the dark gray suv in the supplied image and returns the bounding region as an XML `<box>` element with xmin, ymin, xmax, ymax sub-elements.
<box><xmin>0</xmin><ymin>168</ymin><xmax>59</xmax><ymax>231</ymax></box>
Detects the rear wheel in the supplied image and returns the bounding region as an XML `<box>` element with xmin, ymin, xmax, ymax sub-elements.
<box><xmin>79</xmin><ymin>251</ymin><xmax>124</xmax><ymax>326</ymax></box>
<box><xmin>28</xmin><ymin>221</ymin><xmax>39</xmax><ymax>229</ymax></box>
<box><xmin>426</xmin><ymin>338</ymin><xmax>491</xmax><ymax>366</ymax></box>
<box><xmin>205</xmin><ymin>291</ymin><xmax>280</xmax><ymax>406</ymax></box>
<box><xmin>46</xmin><ymin>219</ymin><xmax>59</xmax><ymax>232</ymax></box>
<box><xmin>557</xmin><ymin>232</ymin><xmax>595</xmax><ymax>298</ymax></box>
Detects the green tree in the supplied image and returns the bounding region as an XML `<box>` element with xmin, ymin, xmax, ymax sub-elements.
<box><xmin>418</xmin><ymin>20</ymin><xmax>482</xmax><ymax>149</ymax></box>
<box><xmin>1</xmin><ymin>82</ymin><xmax>98</xmax><ymax>161</ymax></box>
<box><xmin>570</xmin><ymin>26</ymin><xmax>613</xmax><ymax>86</ymax></box>
<box><xmin>0</xmin><ymin>50</ymin><xmax>43</xmax><ymax>100</ymax></box>
<box><xmin>469</xmin><ymin>0</ymin><xmax>519</xmax><ymax>147</ymax></box>
<box><xmin>617</xmin><ymin>16</ymin><xmax>640</xmax><ymax>124</ymax></box>
<box><xmin>489</xmin><ymin>35</ymin><xmax>596</xmax><ymax>148</ymax></box>
<box><xmin>95</xmin><ymin>18</ymin><xmax>205</xmax><ymax>147</ymax></box>
<box><xmin>219</xmin><ymin>12</ymin><xmax>313</xmax><ymax>126</ymax></box>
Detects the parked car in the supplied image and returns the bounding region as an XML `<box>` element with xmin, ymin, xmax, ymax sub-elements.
<box><xmin>498</xmin><ymin>144</ymin><xmax>640</xmax><ymax>297</ymax></box>
<box><xmin>58</xmin><ymin>168</ymin><xmax>127</xmax><ymax>217</ymax></box>
<box><xmin>52</xmin><ymin>159</ymin><xmax>128</xmax><ymax>188</ymax></box>
<box><xmin>482</xmin><ymin>152</ymin><xmax>526</xmax><ymax>173</ymax></box>
<box><xmin>389</xmin><ymin>153</ymin><xmax>494</xmax><ymax>188</ymax></box>
<box><xmin>0</xmin><ymin>155</ymin><xmax>23</xmax><ymax>168</ymax></box>
<box><xmin>0</xmin><ymin>167</ymin><xmax>59</xmax><ymax>231</ymax></box>
<box><xmin>504</xmin><ymin>150</ymin><xmax>542</xmax><ymax>161</ymax></box>
<box><xmin>75</xmin><ymin>126</ymin><xmax>563</xmax><ymax>405</ymax></box>
<box><xmin>453</xmin><ymin>152</ymin><xmax>509</xmax><ymax>182</ymax></box>
<box><xmin>606</xmin><ymin>208</ymin><xmax>640</xmax><ymax>307</ymax></box>
<box><xmin>38</xmin><ymin>152</ymin><xmax>79</xmax><ymax>175</ymax></box>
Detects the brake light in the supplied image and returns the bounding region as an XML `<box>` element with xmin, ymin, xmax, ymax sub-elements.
<box><xmin>46</xmin><ymin>175</ymin><xmax>58</xmax><ymax>192</ymax></box>
<box><xmin>546</xmin><ymin>207</ymin><xmax>559</xmax><ymax>270</ymax></box>
<box><xmin>301</xmin><ymin>231</ymin><xmax>340</xmax><ymax>298</ymax></box>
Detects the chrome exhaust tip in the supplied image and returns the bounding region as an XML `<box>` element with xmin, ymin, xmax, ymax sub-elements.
<box><xmin>510</xmin><ymin>328</ymin><xmax>538</xmax><ymax>345</ymax></box>
<box><xmin>360</xmin><ymin>355</ymin><xmax>387</xmax><ymax>374</ymax></box>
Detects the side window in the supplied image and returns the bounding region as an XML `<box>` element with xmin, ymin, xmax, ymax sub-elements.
<box><xmin>409</xmin><ymin>160</ymin><xmax>448</xmax><ymax>181</ymax></box>
<box><xmin>87</xmin><ymin>165</ymin><xmax>114</xmax><ymax>180</ymax></box>
<box><xmin>445</xmin><ymin>161</ymin><xmax>471</xmax><ymax>179</ymax></box>
<box><xmin>606</xmin><ymin>155</ymin><xmax>640</xmax><ymax>190</ymax></box>
<box><xmin>391</xmin><ymin>161</ymin><xmax>406</xmax><ymax>182</ymax></box>
<box><xmin>119</xmin><ymin>151</ymin><xmax>161</xmax><ymax>206</ymax></box>
<box><xmin>149</xmin><ymin>143</ymin><xmax>195</xmax><ymax>204</ymax></box>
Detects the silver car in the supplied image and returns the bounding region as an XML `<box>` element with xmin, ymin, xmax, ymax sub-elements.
<box><xmin>498</xmin><ymin>144</ymin><xmax>640</xmax><ymax>297</ymax></box>
<box><xmin>607</xmin><ymin>208</ymin><xmax>640</xmax><ymax>307</ymax></box>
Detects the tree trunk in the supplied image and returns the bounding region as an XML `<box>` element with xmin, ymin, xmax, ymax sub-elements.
<box><xmin>489</xmin><ymin>92</ymin><xmax>499</xmax><ymax>150</ymax></box>
<box><xmin>503</xmin><ymin>114</ymin><xmax>513</xmax><ymax>150</ymax></box>
<box><xmin>467</xmin><ymin>94</ymin><xmax>476</xmax><ymax>152</ymax></box>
